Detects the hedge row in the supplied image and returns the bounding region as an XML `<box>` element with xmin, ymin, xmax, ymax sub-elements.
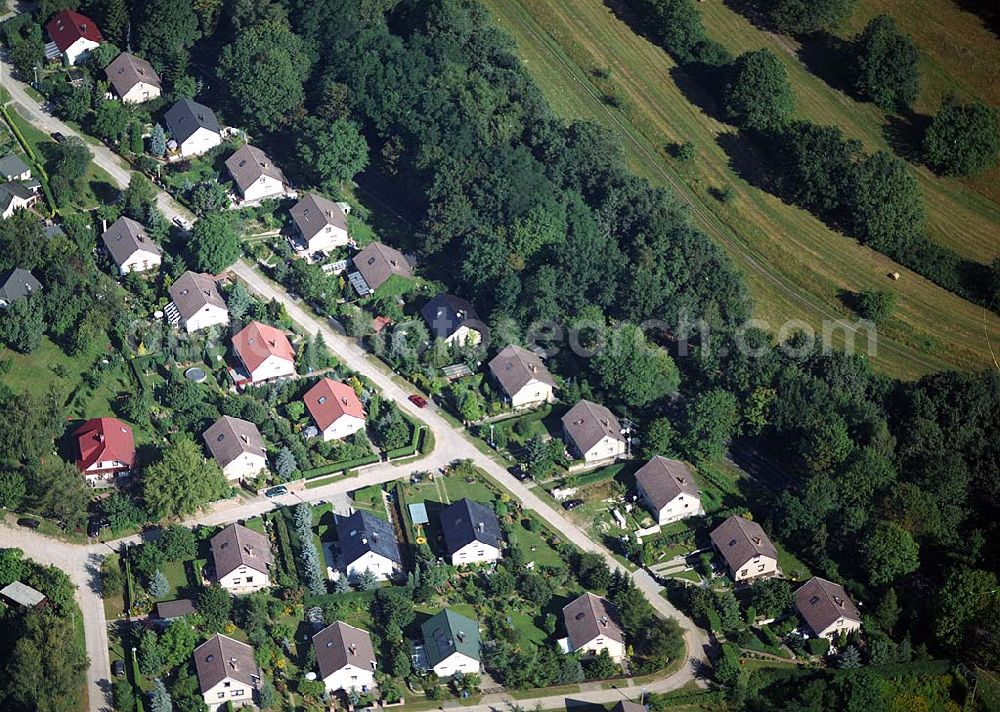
<box><xmin>270</xmin><ymin>511</ymin><xmax>301</xmax><ymax>586</ymax></box>
<box><xmin>302</xmin><ymin>453</ymin><xmax>380</xmax><ymax>479</ymax></box>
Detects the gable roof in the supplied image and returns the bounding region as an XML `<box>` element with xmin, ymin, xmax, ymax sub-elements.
<box><xmin>210</xmin><ymin>523</ymin><xmax>273</xmax><ymax>578</ymax></box>
<box><xmin>0</xmin><ymin>182</ymin><xmax>35</xmax><ymax>212</ymax></box>
<box><xmin>155</xmin><ymin>598</ymin><xmax>197</xmax><ymax>620</ymax></box>
<box><xmin>635</xmin><ymin>456</ymin><xmax>701</xmax><ymax>510</ymax></box>
<box><xmin>45</xmin><ymin>9</ymin><xmax>102</xmax><ymax>51</ymax></box>
<box><xmin>193</xmin><ymin>634</ymin><xmax>260</xmax><ymax>691</ymax></box>
<box><xmin>615</xmin><ymin>702</ymin><xmax>646</xmax><ymax>712</ymax></box>
<box><xmin>488</xmin><ymin>344</ymin><xmax>555</xmax><ymax>397</ymax></box>
<box><xmin>421</xmin><ymin>293</ymin><xmax>481</xmax><ymax>340</ymax></box>
<box><xmin>101</xmin><ymin>216</ymin><xmax>161</xmax><ymax>266</ymax></box>
<box><xmin>561</xmin><ymin>400</ymin><xmax>624</xmax><ymax>454</ymax></box>
<box><xmin>303</xmin><ymin>378</ymin><xmax>365</xmax><ymax>430</ymax></box>
<box><xmin>421</xmin><ymin>609</ymin><xmax>481</xmax><ymax>666</ymax></box>
<box><xmin>290</xmin><ymin>193</ymin><xmax>347</xmax><ymax>241</ymax></box>
<box><xmin>0</xmin><ymin>268</ymin><xmax>41</xmax><ymax>303</ymax></box>
<box><xmin>0</xmin><ymin>153</ymin><xmax>30</xmax><ymax>179</ymax></box>
<box><xmin>231</xmin><ymin>321</ymin><xmax>295</xmax><ymax>373</ymax></box>
<box><xmin>439</xmin><ymin>498</ymin><xmax>502</xmax><ymax>556</ymax></box>
<box><xmin>0</xmin><ymin>581</ymin><xmax>46</xmax><ymax>607</ymax></box>
<box><xmin>314</xmin><ymin>621</ymin><xmax>377</xmax><ymax>680</ymax></box>
<box><xmin>563</xmin><ymin>592</ymin><xmax>625</xmax><ymax>648</ymax></box>
<box><xmin>164</xmin><ymin>98</ymin><xmax>221</xmax><ymax>145</ymax></box>
<box><xmin>202</xmin><ymin>416</ymin><xmax>266</xmax><ymax>469</ymax></box>
<box><xmin>335</xmin><ymin>509</ymin><xmax>402</xmax><ymax>567</ymax></box>
<box><xmin>352</xmin><ymin>242</ymin><xmax>412</xmax><ymax>292</ymax></box>
<box><xmin>105</xmin><ymin>52</ymin><xmax>161</xmax><ymax>96</ymax></box>
<box><xmin>795</xmin><ymin>577</ymin><xmax>861</xmax><ymax>635</ymax></box>
<box><xmin>74</xmin><ymin>417</ymin><xmax>135</xmax><ymax>471</ymax></box>
<box><xmin>225</xmin><ymin>144</ymin><xmax>287</xmax><ymax>194</ymax></box>
<box><xmin>169</xmin><ymin>271</ymin><xmax>227</xmax><ymax>322</ymax></box>
<box><xmin>709</xmin><ymin>515</ymin><xmax>778</xmax><ymax>571</ymax></box>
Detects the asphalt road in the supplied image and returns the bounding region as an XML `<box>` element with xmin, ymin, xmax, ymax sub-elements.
<box><xmin>0</xmin><ymin>57</ymin><xmax>711</xmax><ymax>711</ymax></box>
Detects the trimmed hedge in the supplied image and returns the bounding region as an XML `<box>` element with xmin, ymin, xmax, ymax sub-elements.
<box><xmin>302</xmin><ymin>453</ymin><xmax>379</xmax><ymax>479</ymax></box>
<box><xmin>807</xmin><ymin>637</ymin><xmax>831</xmax><ymax>657</ymax></box>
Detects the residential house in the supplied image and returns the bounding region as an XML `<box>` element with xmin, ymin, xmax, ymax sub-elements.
<box><xmin>210</xmin><ymin>523</ymin><xmax>272</xmax><ymax>594</ymax></box>
<box><xmin>193</xmin><ymin>634</ymin><xmax>261</xmax><ymax>710</ymax></box>
<box><xmin>289</xmin><ymin>193</ymin><xmax>349</xmax><ymax>256</ymax></box>
<box><xmin>0</xmin><ymin>182</ymin><xmax>37</xmax><ymax>219</ymax></box>
<box><xmin>0</xmin><ymin>154</ymin><xmax>30</xmax><ymax>181</ymax></box>
<box><xmin>795</xmin><ymin>577</ymin><xmax>862</xmax><ymax>640</ymax></box>
<box><xmin>440</xmin><ymin>498</ymin><xmax>502</xmax><ymax>566</ymax></box>
<box><xmin>561</xmin><ymin>400</ymin><xmax>627</xmax><ymax>463</ymax></box>
<box><xmin>350</xmin><ymin>242</ymin><xmax>412</xmax><ymax>295</ymax></box>
<box><xmin>167</xmin><ymin>271</ymin><xmax>229</xmax><ymax>333</ymax></box>
<box><xmin>165</xmin><ymin>98</ymin><xmax>222</xmax><ymax>157</ymax></box>
<box><xmin>230</xmin><ymin>320</ymin><xmax>296</xmax><ymax>386</ymax></box>
<box><xmin>202</xmin><ymin>416</ymin><xmax>267</xmax><ymax>482</ymax></box>
<box><xmin>709</xmin><ymin>515</ymin><xmax>779</xmax><ymax>582</ymax></box>
<box><xmin>101</xmin><ymin>216</ymin><xmax>162</xmax><ymax>275</ymax></box>
<box><xmin>225</xmin><ymin>145</ymin><xmax>288</xmax><ymax>203</ymax></box>
<box><xmin>314</xmin><ymin>621</ymin><xmax>378</xmax><ymax>694</ymax></box>
<box><xmin>562</xmin><ymin>592</ymin><xmax>626</xmax><ymax>663</ymax></box>
<box><xmin>105</xmin><ymin>52</ymin><xmax>161</xmax><ymax>103</ymax></box>
<box><xmin>419</xmin><ymin>609</ymin><xmax>481</xmax><ymax>677</ymax></box>
<box><xmin>635</xmin><ymin>456</ymin><xmax>704</xmax><ymax>525</ymax></box>
<box><xmin>421</xmin><ymin>293</ymin><xmax>484</xmax><ymax>347</ymax></box>
<box><xmin>487</xmin><ymin>344</ymin><xmax>556</xmax><ymax>408</ymax></box>
<box><xmin>335</xmin><ymin>509</ymin><xmax>402</xmax><ymax>581</ymax></box>
<box><xmin>45</xmin><ymin>10</ymin><xmax>101</xmax><ymax>65</ymax></box>
<box><xmin>303</xmin><ymin>378</ymin><xmax>366</xmax><ymax>441</ymax></box>
<box><xmin>0</xmin><ymin>268</ymin><xmax>41</xmax><ymax>306</ymax></box>
<box><xmin>154</xmin><ymin>598</ymin><xmax>197</xmax><ymax>622</ymax></box>
<box><xmin>73</xmin><ymin>417</ymin><xmax>135</xmax><ymax>485</ymax></box>
<box><xmin>0</xmin><ymin>581</ymin><xmax>46</xmax><ymax>609</ymax></box>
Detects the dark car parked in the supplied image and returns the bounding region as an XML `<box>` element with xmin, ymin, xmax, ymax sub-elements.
<box><xmin>562</xmin><ymin>499</ymin><xmax>584</xmax><ymax>510</ymax></box>
<box><xmin>17</xmin><ymin>517</ymin><xmax>40</xmax><ymax>528</ymax></box>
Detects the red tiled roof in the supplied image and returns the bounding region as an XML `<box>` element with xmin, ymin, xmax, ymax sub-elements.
<box><xmin>46</xmin><ymin>10</ymin><xmax>102</xmax><ymax>51</ymax></box>
<box><xmin>74</xmin><ymin>417</ymin><xmax>135</xmax><ymax>472</ymax></box>
<box><xmin>231</xmin><ymin>321</ymin><xmax>294</xmax><ymax>374</ymax></box>
<box><xmin>304</xmin><ymin>378</ymin><xmax>365</xmax><ymax>430</ymax></box>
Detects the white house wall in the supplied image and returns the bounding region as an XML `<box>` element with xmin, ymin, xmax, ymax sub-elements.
<box><xmin>121</xmin><ymin>82</ymin><xmax>161</xmax><ymax>104</ymax></box>
<box><xmin>180</xmin><ymin>127</ymin><xmax>222</xmax><ymax>157</ymax></box>
<box><xmin>321</xmin><ymin>663</ymin><xmax>377</xmax><ymax>693</ymax></box>
<box><xmin>432</xmin><ymin>651</ymin><xmax>480</xmax><ymax>678</ymax></box>
<box><xmin>449</xmin><ymin>541</ymin><xmax>501</xmax><ymax>566</ymax></box>
<box><xmin>321</xmin><ymin>414</ymin><xmax>366</xmax><ymax>442</ymax></box>
<box><xmin>248</xmin><ymin>354</ymin><xmax>296</xmax><ymax>384</ymax></box>
<box><xmin>217</xmin><ymin>565</ymin><xmax>269</xmax><ymax>594</ymax></box>
<box><xmin>345</xmin><ymin>551</ymin><xmax>398</xmax><ymax>581</ymax></box>
<box><xmin>183</xmin><ymin>304</ymin><xmax>230</xmax><ymax>333</ymax></box>
<box><xmin>220</xmin><ymin>452</ymin><xmax>267</xmax><ymax>482</ymax></box>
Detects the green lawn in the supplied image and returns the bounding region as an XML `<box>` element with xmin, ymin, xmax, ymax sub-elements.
<box><xmin>510</xmin><ymin>516</ymin><xmax>564</xmax><ymax>567</ymax></box>
<box><xmin>509</xmin><ymin>611</ymin><xmax>548</xmax><ymax>645</ymax></box>
<box><xmin>155</xmin><ymin>559</ymin><xmax>190</xmax><ymax>602</ymax></box>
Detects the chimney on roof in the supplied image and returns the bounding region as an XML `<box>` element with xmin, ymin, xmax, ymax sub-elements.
<box><xmin>834</xmin><ymin>597</ymin><xmax>844</xmax><ymax>607</ymax></box>
<box><xmin>457</xmin><ymin>631</ymin><xmax>466</xmax><ymax>643</ymax></box>
<box><xmin>97</xmin><ymin>433</ymin><xmax>105</xmax><ymax>442</ymax></box>
<box><xmin>599</xmin><ymin>616</ymin><xmax>608</xmax><ymax>627</ymax></box>
<box><xmin>244</xmin><ymin>545</ymin><xmax>253</xmax><ymax>556</ymax></box>
<box><xmin>751</xmin><ymin>536</ymin><xmax>762</xmax><ymax>545</ymax></box>
<box><xmin>229</xmin><ymin>657</ymin><xmax>238</xmax><ymax>670</ymax></box>
<box><xmin>350</xmin><ymin>642</ymin><xmax>357</xmax><ymax>655</ymax></box>
<box><xmin>240</xmin><ymin>434</ymin><xmax>249</xmax><ymax>444</ymax></box>
<box><xmin>477</xmin><ymin>522</ymin><xmax>484</xmax><ymax>532</ymax></box>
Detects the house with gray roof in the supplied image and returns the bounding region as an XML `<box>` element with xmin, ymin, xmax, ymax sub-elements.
<box><xmin>225</xmin><ymin>144</ymin><xmax>288</xmax><ymax>203</ymax></box>
<box><xmin>165</xmin><ymin>98</ymin><xmax>222</xmax><ymax>157</ymax></box>
<box><xmin>155</xmin><ymin>598</ymin><xmax>197</xmax><ymax>621</ymax></box>
<box><xmin>101</xmin><ymin>216</ymin><xmax>162</xmax><ymax>275</ymax></box>
<box><xmin>635</xmin><ymin>456</ymin><xmax>703</xmax><ymax>525</ymax></box>
<box><xmin>335</xmin><ymin>509</ymin><xmax>403</xmax><ymax>581</ymax></box>
<box><xmin>350</xmin><ymin>241</ymin><xmax>412</xmax><ymax>295</ymax></box>
<box><xmin>193</xmin><ymin>634</ymin><xmax>260</xmax><ymax>710</ymax></box>
<box><xmin>0</xmin><ymin>182</ymin><xmax>37</xmax><ymax>219</ymax></box>
<box><xmin>105</xmin><ymin>52</ymin><xmax>161</xmax><ymax>103</ymax></box>
<box><xmin>313</xmin><ymin>621</ymin><xmax>378</xmax><ymax>694</ymax></box>
<box><xmin>418</xmin><ymin>608</ymin><xmax>481</xmax><ymax>677</ymax></box>
<box><xmin>562</xmin><ymin>591</ymin><xmax>626</xmax><ymax>662</ymax></box>
<box><xmin>709</xmin><ymin>515</ymin><xmax>778</xmax><ymax>582</ymax></box>
<box><xmin>795</xmin><ymin>577</ymin><xmax>862</xmax><ymax>640</ymax></box>
<box><xmin>202</xmin><ymin>416</ymin><xmax>267</xmax><ymax>482</ymax></box>
<box><xmin>439</xmin><ymin>498</ymin><xmax>502</xmax><ymax>566</ymax></box>
<box><xmin>0</xmin><ymin>581</ymin><xmax>46</xmax><ymax>608</ymax></box>
<box><xmin>289</xmin><ymin>193</ymin><xmax>348</xmax><ymax>256</ymax></box>
<box><xmin>561</xmin><ymin>399</ymin><xmax>626</xmax><ymax>464</ymax></box>
<box><xmin>0</xmin><ymin>153</ymin><xmax>30</xmax><ymax>181</ymax></box>
<box><xmin>0</xmin><ymin>268</ymin><xmax>41</xmax><ymax>306</ymax></box>
<box><xmin>421</xmin><ymin>293</ymin><xmax>484</xmax><ymax>347</ymax></box>
<box><xmin>488</xmin><ymin>344</ymin><xmax>556</xmax><ymax>408</ymax></box>
<box><xmin>167</xmin><ymin>271</ymin><xmax>229</xmax><ymax>333</ymax></box>
<box><xmin>210</xmin><ymin>523</ymin><xmax>272</xmax><ymax>594</ymax></box>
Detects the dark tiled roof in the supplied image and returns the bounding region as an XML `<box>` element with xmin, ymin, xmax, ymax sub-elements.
<box><xmin>0</xmin><ymin>153</ymin><xmax>30</xmax><ymax>179</ymax></box>
<box><xmin>488</xmin><ymin>344</ymin><xmax>555</xmax><ymax>397</ymax></box>
<box><xmin>168</xmin><ymin>271</ymin><xmax>226</xmax><ymax>322</ymax></box>
<box><xmin>314</xmin><ymin>621</ymin><xmax>377</xmax><ymax>680</ymax></box>
<box><xmin>202</xmin><ymin>416</ymin><xmax>265</xmax><ymax>470</ymax></box>
<box><xmin>210</xmin><ymin>523</ymin><xmax>272</xmax><ymax>578</ymax></box>
<box><xmin>795</xmin><ymin>577</ymin><xmax>861</xmax><ymax>635</ymax></box>
<box><xmin>353</xmin><ymin>242</ymin><xmax>412</xmax><ymax>292</ymax></box>
<box><xmin>421</xmin><ymin>293</ymin><xmax>480</xmax><ymax>340</ymax></box>
<box><xmin>439</xmin><ymin>499</ymin><xmax>501</xmax><ymax>556</ymax></box>
<box><xmin>562</xmin><ymin>591</ymin><xmax>625</xmax><ymax>649</ymax></box>
<box><xmin>155</xmin><ymin>598</ymin><xmax>197</xmax><ymax>620</ymax></box>
<box><xmin>165</xmin><ymin>98</ymin><xmax>221</xmax><ymax>144</ymax></box>
<box><xmin>421</xmin><ymin>609</ymin><xmax>481</xmax><ymax>666</ymax></box>
<box><xmin>0</xmin><ymin>268</ymin><xmax>41</xmax><ymax>303</ymax></box>
<box><xmin>289</xmin><ymin>193</ymin><xmax>347</xmax><ymax>241</ymax></box>
<box><xmin>561</xmin><ymin>400</ymin><xmax>624</xmax><ymax>454</ymax></box>
<box><xmin>193</xmin><ymin>634</ymin><xmax>260</xmax><ymax>691</ymax></box>
<box><xmin>225</xmin><ymin>144</ymin><xmax>287</xmax><ymax>193</ymax></box>
<box><xmin>335</xmin><ymin>509</ymin><xmax>402</xmax><ymax>567</ymax></box>
<box><xmin>709</xmin><ymin>516</ymin><xmax>777</xmax><ymax>572</ymax></box>
<box><xmin>101</xmin><ymin>216</ymin><xmax>161</xmax><ymax>266</ymax></box>
<box><xmin>105</xmin><ymin>52</ymin><xmax>161</xmax><ymax>96</ymax></box>
<box><xmin>635</xmin><ymin>456</ymin><xmax>701</xmax><ymax>509</ymax></box>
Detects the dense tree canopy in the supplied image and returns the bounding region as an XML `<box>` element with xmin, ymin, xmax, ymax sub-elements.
<box><xmin>850</xmin><ymin>15</ymin><xmax>919</xmax><ymax>112</ymax></box>
<box><xmin>724</xmin><ymin>49</ymin><xmax>794</xmax><ymax>131</ymax></box>
<box><xmin>189</xmin><ymin>212</ymin><xmax>240</xmax><ymax>274</ymax></box>
<box><xmin>142</xmin><ymin>436</ymin><xmax>229</xmax><ymax>519</ymax></box>
<box><xmin>922</xmin><ymin>97</ymin><xmax>1000</xmax><ymax>177</ymax></box>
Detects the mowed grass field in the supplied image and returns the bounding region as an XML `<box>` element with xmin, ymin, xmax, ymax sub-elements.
<box><xmin>481</xmin><ymin>0</ymin><xmax>1000</xmax><ymax>379</ymax></box>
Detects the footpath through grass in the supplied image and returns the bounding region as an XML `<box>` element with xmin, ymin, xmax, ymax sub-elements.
<box><xmin>481</xmin><ymin>0</ymin><xmax>1000</xmax><ymax>380</ymax></box>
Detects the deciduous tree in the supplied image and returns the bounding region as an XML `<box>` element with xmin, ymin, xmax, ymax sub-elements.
<box><xmin>142</xmin><ymin>436</ymin><xmax>228</xmax><ymax>519</ymax></box>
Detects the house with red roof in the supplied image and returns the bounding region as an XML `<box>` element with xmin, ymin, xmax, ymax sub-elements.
<box><xmin>74</xmin><ymin>417</ymin><xmax>135</xmax><ymax>485</ymax></box>
<box><xmin>230</xmin><ymin>321</ymin><xmax>296</xmax><ymax>386</ymax></box>
<box><xmin>45</xmin><ymin>10</ymin><xmax>102</xmax><ymax>65</ymax></box>
<box><xmin>303</xmin><ymin>378</ymin><xmax>366</xmax><ymax>441</ymax></box>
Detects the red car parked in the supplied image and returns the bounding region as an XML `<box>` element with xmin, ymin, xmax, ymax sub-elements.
<box><xmin>408</xmin><ymin>394</ymin><xmax>429</xmax><ymax>408</ymax></box>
